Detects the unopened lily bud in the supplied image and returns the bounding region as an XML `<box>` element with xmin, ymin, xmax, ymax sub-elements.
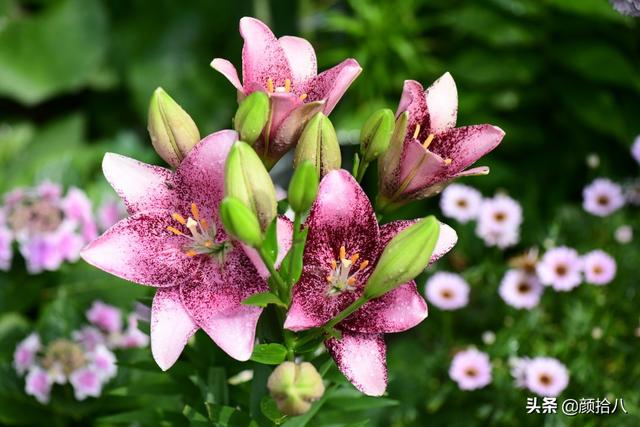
<box><xmin>288</xmin><ymin>160</ymin><xmax>319</xmax><ymax>214</ymax></box>
<box><xmin>147</xmin><ymin>87</ymin><xmax>200</xmax><ymax>168</ymax></box>
<box><xmin>360</xmin><ymin>108</ymin><xmax>394</xmax><ymax>162</ymax></box>
<box><xmin>219</xmin><ymin>197</ymin><xmax>263</xmax><ymax>248</ymax></box>
<box><xmin>293</xmin><ymin>113</ymin><xmax>341</xmax><ymax>177</ymax></box>
<box><xmin>234</xmin><ymin>91</ymin><xmax>270</xmax><ymax>145</ymax></box>
<box><xmin>267</xmin><ymin>361</ymin><xmax>325</xmax><ymax>416</ymax></box>
<box><xmin>224</xmin><ymin>141</ymin><xmax>277</xmax><ymax>230</ymax></box>
<box><xmin>364</xmin><ymin>216</ymin><xmax>440</xmax><ymax>299</ymax></box>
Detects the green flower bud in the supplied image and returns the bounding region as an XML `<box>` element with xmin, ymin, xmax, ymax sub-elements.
<box><xmin>364</xmin><ymin>216</ymin><xmax>440</xmax><ymax>299</ymax></box>
<box><xmin>147</xmin><ymin>87</ymin><xmax>201</xmax><ymax>168</ymax></box>
<box><xmin>224</xmin><ymin>141</ymin><xmax>277</xmax><ymax>230</ymax></box>
<box><xmin>234</xmin><ymin>91</ymin><xmax>270</xmax><ymax>145</ymax></box>
<box><xmin>219</xmin><ymin>197</ymin><xmax>263</xmax><ymax>248</ymax></box>
<box><xmin>360</xmin><ymin>108</ymin><xmax>394</xmax><ymax>162</ymax></box>
<box><xmin>293</xmin><ymin>113</ymin><xmax>341</xmax><ymax>177</ymax></box>
<box><xmin>267</xmin><ymin>361</ymin><xmax>325</xmax><ymax>416</ymax></box>
<box><xmin>288</xmin><ymin>160</ymin><xmax>319</xmax><ymax>214</ymax></box>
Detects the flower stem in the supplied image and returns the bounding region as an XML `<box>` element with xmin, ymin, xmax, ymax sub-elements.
<box><xmin>355</xmin><ymin>160</ymin><xmax>369</xmax><ymax>183</ymax></box>
<box><xmin>258</xmin><ymin>246</ymin><xmax>287</xmax><ymax>298</ymax></box>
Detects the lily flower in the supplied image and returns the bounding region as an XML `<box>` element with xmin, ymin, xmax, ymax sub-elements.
<box><xmin>378</xmin><ymin>73</ymin><xmax>505</xmax><ymax>211</ymax></box>
<box><xmin>211</xmin><ymin>17</ymin><xmax>362</xmax><ymax>167</ymax></box>
<box><xmin>283</xmin><ymin>170</ymin><xmax>457</xmax><ymax>396</ymax></box>
<box><xmin>81</xmin><ymin>130</ymin><xmax>292</xmax><ymax>370</ymax></box>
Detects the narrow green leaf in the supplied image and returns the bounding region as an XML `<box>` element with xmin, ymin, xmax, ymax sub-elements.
<box><xmin>263</xmin><ymin>219</ymin><xmax>279</xmax><ymax>262</ymax></box>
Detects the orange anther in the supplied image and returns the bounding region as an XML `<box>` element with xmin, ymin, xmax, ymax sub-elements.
<box><xmin>185</xmin><ymin>250</ymin><xmax>198</xmax><ymax>257</ymax></box>
<box><xmin>350</xmin><ymin>253</ymin><xmax>360</xmax><ymax>263</ymax></box>
<box><xmin>266</xmin><ymin>78</ymin><xmax>274</xmax><ymax>93</ymax></box>
<box><xmin>171</xmin><ymin>213</ymin><xmax>186</xmax><ymax>225</ymax></box>
<box><xmin>191</xmin><ymin>203</ymin><xmax>200</xmax><ymax>220</ymax></box>
<box><xmin>200</xmin><ymin>218</ymin><xmax>209</xmax><ymax>231</ymax></box>
<box><xmin>339</xmin><ymin>246</ymin><xmax>346</xmax><ymax>261</ymax></box>
<box><xmin>331</xmin><ymin>259</ymin><xmax>337</xmax><ymax>270</ymax></box>
<box><xmin>166</xmin><ymin>226</ymin><xmax>183</xmax><ymax>236</ymax></box>
<box><xmin>284</xmin><ymin>78</ymin><xmax>291</xmax><ymax>92</ymax></box>
<box><xmin>359</xmin><ymin>260</ymin><xmax>369</xmax><ymax>270</ymax></box>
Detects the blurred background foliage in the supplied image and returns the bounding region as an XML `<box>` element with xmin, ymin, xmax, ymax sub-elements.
<box><xmin>0</xmin><ymin>0</ymin><xmax>639</xmax><ymax>425</ymax></box>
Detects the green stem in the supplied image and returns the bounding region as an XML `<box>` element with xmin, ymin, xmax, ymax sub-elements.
<box><xmin>294</xmin><ymin>296</ymin><xmax>369</xmax><ymax>349</ymax></box>
<box><xmin>258</xmin><ymin>246</ymin><xmax>287</xmax><ymax>297</ymax></box>
<box><xmin>355</xmin><ymin>160</ymin><xmax>369</xmax><ymax>183</ymax></box>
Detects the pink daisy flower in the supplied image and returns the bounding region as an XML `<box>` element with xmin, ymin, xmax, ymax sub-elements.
<box><xmin>498</xmin><ymin>269</ymin><xmax>543</xmax><ymax>310</ymax></box>
<box><xmin>449</xmin><ymin>348</ymin><xmax>492</xmax><ymax>390</ymax></box>
<box><xmin>425</xmin><ymin>272</ymin><xmax>470</xmax><ymax>310</ymax></box>
<box><xmin>475</xmin><ymin>194</ymin><xmax>522</xmax><ymax>249</ymax></box>
<box><xmin>439</xmin><ymin>184</ymin><xmax>482</xmax><ymax>224</ymax></box>
<box><xmin>582</xmin><ymin>250</ymin><xmax>616</xmax><ymax>286</ymax></box>
<box><xmin>523</xmin><ymin>357</ymin><xmax>569</xmax><ymax>397</ymax></box>
<box><xmin>632</xmin><ymin>135</ymin><xmax>640</xmax><ymax>165</ymax></box>
<box><xmin>536</xmin><ymin>247</ymin><xmax>582</xmax><ymax>292</ymax></box>
<box><xmin>614</xmin><ymin>225</ymin><xmax>633</xmax><ymax>244</ymax></box>
<box><xmin>582</xmin><ymin>178</ymin><xmax>625</xmax><ymax>217</ymax></box>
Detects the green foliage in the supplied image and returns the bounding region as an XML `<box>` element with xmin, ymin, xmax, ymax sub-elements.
<box><xmin>0</xmin><ymin>0</ymin><xmax>639</xmax><ymax>426</ymax></box>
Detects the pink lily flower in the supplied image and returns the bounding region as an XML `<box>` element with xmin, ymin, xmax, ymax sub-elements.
<box><xmin>211</xmin><ymin>17</ymin><xmax>362</xmax><ymax>167</ymax></box>
<box><xmin>283</xmin><ymin>170</ymin><xmax>457</xmax><ymax>396</ymax></box>
<box><xmin>81</xmin><ymin>130</ymin><xmax>292</xmax><ymax>370</ymax></box>
<box><xmin>378</xmin><ymin>73</ymin><xmax>505</xmax><ymax>209</ymax></box>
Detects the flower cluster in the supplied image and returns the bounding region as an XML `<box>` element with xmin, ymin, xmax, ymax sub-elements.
<box><xmin>13</xmin><ymin>301</ymin><xmax>148</xmax><ymax>404</ymax></box>
<box><xmin>0</xmin><ymin>182</ymin><xmax>97</xmax><ymax>273</ymax></box>
<box><xmin>510</xmin><ymin>356</ymin><xmax>570</xmax><ymax>397</ymax></box>
<box><xmin>448</xmin><ymin>350</ymin><xmax>570</xmax><ymax>398</ymax></box>
<box><xmin>440</xmin><ymin>184</ymin><xmax>522</xmax><ymax>249</ymax></box>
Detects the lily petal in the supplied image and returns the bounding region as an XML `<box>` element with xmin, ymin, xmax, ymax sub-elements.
<box><xmin>378</xmin><ymin>220</ymin><xmax>457</xmax><ymax>265</ymax></box>
<box><xmin>425</xmin><ymin>72</ymin><xmax>458</xmax><ymax>134</ymax></box>
<box><xmin>151</xmin><ymin>286</ymin><xmax>198</xmax><ymax>370</ymax></box>
<box><xmin>285</xmin><ymin>170</ymin><xmax>379</xmax><ymax>330</ymax></box>
<box><xmin>239</xmin><ymin>17</ymin><xmax>291</xmax><ymax>90</ymax></box>
<box><xmin>344</xmin><ymin>282</ymin><xmax>427</xmax><ymax>334</ymax></box>
<box><xmin>304</xmin><ymin>58</ymin><xmax>362</xmax><ymax>115</ymax></box>
<box><xmin>102</xmin><ymin>153</ymin><xmax>174</xmax><ymax>215</ymax></box>
<box><xmin>174</xmin><ymin>130</ymin><xmax>238</xmax><ymax>220</ymax></box>
<box><xmin>279</xmin><ymin>35</ymin><xmax>317</xmax><ymax>89</ymax></box>
<box><xmin>396</xmin><ymin>80</ymin><xmax>427</xmax><ymax>140</ymax></box>
<box><xmin>400</xmin><ymin>139</ymin><xmax>447</xmax><ymax>195</ymax></box>
<box><xmin>325</xmin><ymin>332</ymin><xmax>387</xmax><ymax>396</ymax></box>
<box><xmin>81</xmin><ymin>212</ymin><xmax>195</xmax><ymax>288</ymax></box>
<box><xmin>433</xmin><ymin>125</ymin><xmax>505</xmax><ymax>172</ymax></box>
<box><xmin>210</xmin><ymin>58</ymin><xmax>244</xmax><ymax>92</ymax></box>
<box><xmin>455</xmin><ymin>166</ymin><xmax>490</xmax><ymax>177</ymax></box>
<box><xmin>179</xmin><ymin>249</ymin><xmax>266</xmax><ymax>361</ymax></box>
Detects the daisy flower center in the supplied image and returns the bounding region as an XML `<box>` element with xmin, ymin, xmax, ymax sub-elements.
<box><xmin>596</xmin><ymin>195</ymin><xmax>610</xmax><ymax>206</ymax></box>
<box><xmin>493</xmin><ymin>211</ymin><xmax>507</xmax><ymax>222</ymax></box>
<box><xmin>592</xmin><ymin>265</ymin><xmax>603</xmax><ymax>275</ymax></box>
<box><xmin>326</xmin><ymin>245</ymin><xmax>369</xmax><ymax>296</ymax></box>
<box><xmin>166</xmin><ymin>203</ymin><xmax>231</xmax><ymax>263</ymax></box>
<box><xmin>539</xmin><ymin>373</ymin><xmax>553</xmax><ymax>386</ymax></box>
<box><xmin>464</xmin><ymin>367</ymin><xmax>478</xmax><ymax>377</ymax></box>
<box><xmin>440</xmin><ymin>289</ymin><xmax>454</xmax><ymax>299</ymax></box>
<box><xmin>555</xmin><ymin>264</ymin><xmax>568</xmax><ymax>276</ymax></box>
<box><xmin>517</xmin><ymin>282</ymin><xmax>531</xmax><ymax>294</ymax></box>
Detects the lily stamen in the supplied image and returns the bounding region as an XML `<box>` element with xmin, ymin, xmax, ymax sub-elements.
<box><xmin>412</xmin><ymin>124</ymin><xmax>421</xmax><ymax>140</ymax></box>
<box><xmin>266</xmin><ymin>78</ymin><xmax>275</xmax><ymax>93</ymax></box>
<box><xmin>326</xmin><ymin>246</ymin><xmax>369</xmax><ymax>296</ymax></box>
<box><xmin>423</xmin><ymin>134</ymin><xmax>435</xmax><ymax>149</ymax></box>
<box><xmin>284</xmin><ymin>78</ymin><xmax>291</xmax><ymax>92</ymax></box>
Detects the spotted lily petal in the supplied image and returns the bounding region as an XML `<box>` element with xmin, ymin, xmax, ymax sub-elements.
<box><xmin>102</xmin><ymin>154</ymin><xmax>174</xmax><ymax>215</ymax></box>
<box><xmin>396</xmin><ymin>80</ymin><xmax>427</xmax><ymax>137</ymax></box>
<box><xmin>81</xmin><ymin>212</ymin><xmax>195</xmax><ymax>288</ymax></box>
<box><xmin>278</xmin><ymin>35</ymin><xmax>317</xmax><ymax>89</ymax></box>
<box><xmin>325</xmin><ymin>332</ymin><xmax>387</xmax><ymax>396</ymax></box>
<box><xmin>151</xmin><ymin>286</ymin><xmax>198</xmax><ymax>370</ymax></box>
<box><xmin>304</xmin><ymin>58</ymin><xmax>362</xmax><ymax>115</ymax></box>
<box><xmin>239</xmin><ymin>17</ymin><xmax>291</xmax><ymax>91</ymax></box>
<box><xmin>179</xmin><ymin>248</ymin><xmax>266</xmax><ymax>361</ymax></box>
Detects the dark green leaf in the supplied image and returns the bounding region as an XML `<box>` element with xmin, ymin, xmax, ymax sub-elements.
<box><xmin>250</xmin><ymin>343</ymin><xmax>288</xmax><ymax>365</ymax></box>
<box><xmin>242</xmin><ymin>292</ymin><xmax>287</xmax><ymax>308</ymax></box>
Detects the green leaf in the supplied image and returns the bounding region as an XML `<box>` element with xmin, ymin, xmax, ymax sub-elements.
<box><xmin>205</xmin><ymin>403</ymin><xmax>258</xmax><ymax>426</ymax></box>
<box><xmin>280</xmin><ymin>227</ymin><xmax>309</xmax><ymax>286</ymax></box>
<box><xmin>242</xmin><ymin>292</ymin><xmax>287</xmax><ymax>308</ymax></box>
<box><xmin>0</xmin><ymin>0</ymin><xmax>108</xmax><ymax>104</ymax></box>
<box><xmin>250</xmin><ymin>343</ymin><xmax>288</xmax><ymax>365</ymax></box>
<box><xmin>260</xmin><ymin>396</ymin><xmax>287</xmax><ymax>425</ymax></box>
